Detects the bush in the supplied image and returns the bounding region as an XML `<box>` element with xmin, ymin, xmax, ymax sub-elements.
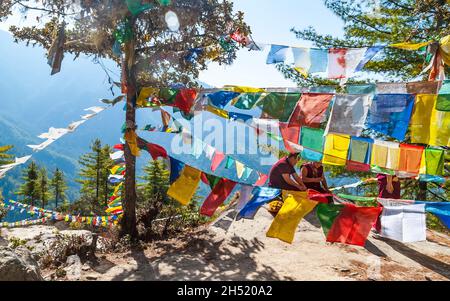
<box><xmin>39</xmin><ymin>233</ymin><xmax>96</xmax><ymax>268</ymax></box>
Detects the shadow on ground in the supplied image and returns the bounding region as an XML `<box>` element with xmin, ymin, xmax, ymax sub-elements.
<box><xmin>97</xmin><ymin>230</ymin><xmax>291</xmax><ymax>281</ymax></box>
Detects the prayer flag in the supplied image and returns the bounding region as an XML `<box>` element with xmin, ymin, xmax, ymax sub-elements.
<box><xmin>346</xmin><ymin>137</ymin><xmax>373</xmax><ymax>172</ymax></box>
<box><xmin>355</xmin><ymin>46</ymin><xmax>384</xmax><ymax>72</ymax></box>
<box><xmin>174</xmin><ymin>89</ymin><xmax>197</xmax><ymax>114</ymax></box>
<box><xmin>258</xmin><ymin>93</ymin><xmax>301</xmax><ymax>122</ymax></box>
<box><xmin>200</xmin><ymin>178</ymin><xmax>237</xmax><ymax>217</ymax></box>
<box><xmin>292</xmin><ymin>47</ymin><xmax>328</xmax><ymax>76</ymax></box>
<box><xmin>124</xmin><ymin>130</ymin><xmax>140</xmax><ymax>157</ymax></box>
<box><xmin>266</xmin><ymin>190</ymin><xmax>317</xmax><ymax>244</ymax></box>
<box><xmin>288</xmin><ymin>93</ymin><xmax>334</xmax><ymax>128</ymax></box>
<box><xmin>211</xmin><ymin>151</ymin><xmax>225</xmax><ymax>172</ymax></box>
<box><xmin>398</xmin><ymin>144</ymin><xmax>424</xmax><ymax>174</ymax></box>
<box><xmin>317</xmin><ymin>203</ymin><xmax>382</xmax><ymax>247</ymax></box>
<box><xmin>167</xmin><ymin>165</ymin><xmax>201</xmax><ymax>206</ymax></box>
<box><xmin>235</xmin><ymin>160</ymin><xmax>245</xmax><ymax>179</ymax></box>
<box><xmin>238</xmin><ymin>187</ymin><xmax>281</xmax><ymax>219</ymax></box>
<box><xmin>169</xmin><ymin>157</ymin><xmax>184</xmax><ymax>184</ymax></box>
<box><xmin>328</xmin><ymin>48</ymin><xmax>347</xmax><ymax>79</ymax></box>
<box><xmin>233</xmin><ymin>93</ymin><xmax>267</xmax><ymax>110</ymax></box>
<box><xmin>300</xmin><ymin>127</ymin><xmax>324</xmax><ymax>162</ymax></box>
<box><xmin>424</xmin><ymin>148</ymin><xmax>445</xmax><ymax>176</ymax></box>
<box><xmin>326</xmin><ymin>94</ymin><xmax>371</xmax><ymax>137</ymax></box>
<box><xmin>367</xmin><ymin>94</ymin><xmax>415</xmax><ymax>141</ymax></box>
<box><xmin>380</xmin><ymin>204</ymin><xmax>427</xmax><ymax>243</ymax></box>
<box><xmin>208</xmin><ymin>91</ymin><xmax>240</xmax><ymax>109</ymax></box>
<box><xmin>322</xmin><ymin>134</ymin><xmax>351</xmax><ymax>166</ymax></box>
<box><xmin>266</xmin><ymin>45</ymin><xmax>290</xmax><ymax>64</ymax></box>
<box><xmin>371</xmin><ymin>140</ymin><xmax>400</xmax><ymax>171</ymax></box>
<box><xmin>436</xmin><ymin>80</ymin><xmax>450</xmax><ymax>112</ymax></box>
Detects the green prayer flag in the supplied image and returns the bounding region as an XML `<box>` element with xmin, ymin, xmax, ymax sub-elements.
<box><xmin>436</xmin><ymin>80</ymin><xmax>450</xmax><ymax>111</ymax></box>
<box><xmin>316</xmin><ymin>203</ymin><xmax>344</xmax><ymax>236</ymax></box>
<box><xmin>425</xmin><ymin>148</ymin><xmax>445</xmax><ymax>176</ymax></box>
<box><xmin>159</xmin><ymin>88</ymin><xmax>178</xmax><ymax>104</ymax></box>
<box><xmin>234</xmin><ymin>93</ymin><xmax>265</xmax><ymax>110</ymax></box>
<box><xmin>258</xmin><ymin>93</ymin><xmax>301</xmax><ymax>122</ymax></box>
<box><xmin>225</xmin><ymin>156</ymin><xmax>234</xmax><ymax>169</ymax></box>
<box><xmin>206</xmin><ymin>174</ymin><xmax>221</xmax><ymax>189</ymax></box>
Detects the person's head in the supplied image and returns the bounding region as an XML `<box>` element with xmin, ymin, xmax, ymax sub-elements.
<box><xmin>287</xmin><ymin>153</ymin><xmax>301</xmax><ymax>166</ymax></box>
<box><xmin>312</xmin><ymin>161</ymin><xmax>322</xmax><ymax>169</ymax></box>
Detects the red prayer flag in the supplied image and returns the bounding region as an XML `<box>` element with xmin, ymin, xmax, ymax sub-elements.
<box><xmin>255</xmin><ymin>173</ymin><xmax>268</xmax><ymax>186</ymax></box>
<box><xmin>326</xmin><ymin>204</ymin><xmax>382</xmax><ymax>246</ymax></box>
<box><xmin>200</xmin><ymin>178</ymin><xmax>237</xmax><ymax>217</ymax></box>
<box><xmin>174</xmin><ymin>89</ymin><xmax>198</xmax><ymax>114</ymax></box>
<box><xmin>288</xmin><ymin>93</ymin><xmax>334</xmax><ymax>128</ymax></box>
<box><xmin>279</xmin><ymin>122</ymin><xmax>301</xmax><ymax>154</ymax></box>
<box><xmin>211</xmin><ymin>151</ymin><xmax>225</xmax><ymax>172</ymax></box>
<box><xmin>113</xmin><ymin>144</ymin><xmax>124</xmax><ymax>151</ymax></box>
<box><xmin>307</xmin><ymin>189</ymin><xmax>333</xmax><ymax>204</ymax></box>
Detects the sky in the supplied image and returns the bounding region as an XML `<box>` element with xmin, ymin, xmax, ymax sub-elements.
<box><xmin>0</xmin><ymin>0</ymin><xmax>345</xmax><ymax>88</ymax></box>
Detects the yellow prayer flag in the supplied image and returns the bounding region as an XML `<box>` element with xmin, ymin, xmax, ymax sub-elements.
<box><xmin>235</xmin><ymin>161</ymin><xmax>245</xmax><ymax>179</ymax></box>
<box><xmin>390</xmin><ymin>41</ymin><xmax>433</xmax><ymax>51</ymax></box>
<box><xmin>411</xmin><ymin>95</ymin><xmax>450</xmax><ymax>147</ymax></box>
<box><xmin>124</xmin><ymin>130</ymin><xmax>140</xmax><ymax>157</ymax></box>
<box><xmin>371</xmin><ymin>141</ymin><xmax>388</xmax><ymax>168</ymax></box>
<box><xmin>322</xmin><ymin>134</ymin><xmax>351</xmax><ymax>166</ymax></box>
<box><xmin>223</xmin><ymin>85</ymin><xmax>265</xmax><ymax>93</ymax></box>
<box><xmin>137</xmin><ymin>87</ymin><xmax>159</xmax><ymax>107</ymax></box>
<box><xmin>205</xmin><ymin>105</ymin><xmax>229</xmax><ymax>119</ymax></box>
<box><xmin>167</xmin><ymin>165</ymin><xmax>201</xmax><ymax>206</ymax></box>
<box><xmin>429</xmin><ymin>109</ymin><xmax>450</xmax><ymax>147</ymax></box>
<box><xmin>266</xmin><ymin>191</ymin><xmax>317</xmax><ymax>244</ymax></box>
<box><xmin>440</xmin><ymin>35</ymin><xmax>450</xmax><ymax>66</ymax></box>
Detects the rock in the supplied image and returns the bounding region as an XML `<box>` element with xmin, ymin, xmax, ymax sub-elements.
<box><xmin>349</xmin><ymin>272</ymin><xmax>359</xmax><ymax>277</ymax></box>
<box><xmin>82</xmin><ymin>263</ymin><xmax>91</xmax><ymax>271</ymax></box>
<box><xmin>64</xmin><ymin>255</ymin><xmax>82</xmax><ymax>281</ymax></box>
<box><xmin>86</xmin><ymin>274</ymin><xmax>98</xmax><ymax>280</ymax></box>
<box><xmin>0</xmin><ymin>246</ymin><xmax>43</xmax><ymax>281</ymax></box>
<box><xmin>340</xmin><ymin>268</ymin><xmax>350</xmax><ymax>273</ymax></box>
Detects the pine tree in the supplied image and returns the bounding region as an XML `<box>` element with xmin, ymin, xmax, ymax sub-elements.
<box><xmin>1</xmin><ymin>0</ymin><xmax>249</xmax><ymax>237</ymax></box>
<box><xmin>140</xmin><ymin>159</ymin><xmax>170</xmax><ymax>204</ymax></box>
<box><xmin>17</xmin><ymin>161</ymin><xmax>40</xmax><ymax>206</ymax></box>
<box><xmin>38</xmin><ymin>167</ymin><xmax>51</xmax><ymax>209</ymax></box>
<box><xmin>0</xmin><ymin>145</ymin><xmax>14</xmax><ymax>200</ymax></box>
<box><xmin>50</xmin><ymin>168</ymin><xmax>68</xmax><ymax>209</ymax></box>
<box><xmin>77</xmin><ymin>139</ymin><xmax>113</xmax><ymax>213</ymax></box>
<box><xmin>0</xmin><ymin>145</ymin><xmax>13</xmax><ymax>166</ymax></box>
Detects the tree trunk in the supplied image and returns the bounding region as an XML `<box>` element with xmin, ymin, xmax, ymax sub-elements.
<box><xmin>121</xmin><ymin>16</ymin><xmax>138</xmax><ymax>238</ymax></box>
<box><xmin>418</xmin><ymin>181</ymin><xmax>427</xmax><ymax>201</ymax></box>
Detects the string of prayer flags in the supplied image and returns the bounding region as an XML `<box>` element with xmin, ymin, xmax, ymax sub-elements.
<box><xmin>316</xmin><ymin>203</ymin><xmax>382</xmax><ymax>247</ymax></box>
<box><xmin>300</xmin><ymin>127</ymin><xmax>324</xmax><ymax>162</ymax></box>
<box><xmin>325</xmin><ymin>94</ymin><xmax>371</xmax><ymax>137</ymax></box>
<box><xmin>380</xmin><ymin>204</ymin><xmax>427</xmax><ymax>243</ymax></box>
<box><xmin>346</xmin><ymin>137</ymin><xmax>373</xmax><ymax>172</ymax></box>
<box><xmin>200</xmin><ymin>178</ymin><xmax>237</xmax><ymax>217</ymax></box>
<box><xmin>167</xmin><ymin>165</ymin><xmax>201</xmax><ymax>205</ymax></box>
<box><xmin>366</xmin><ymin>94</ymin><xmax>415</xmax><ymax>141</ymax></box>
<box><xmin>238</xmin><ymin>187</ymin><xmax>281</xmax><ymax>220</ymax></box>
<box><xmin>266</xmin><ymin>191</ymin><xmax>317</xmax><ymax>244</ymax></box>
<box><xmin>38</xmin><ymin>127</ymin><xmax>69</xmax><ymax>140</ymax></box>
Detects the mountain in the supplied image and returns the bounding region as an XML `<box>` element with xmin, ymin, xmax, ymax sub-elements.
<box><xmin>0</xmin><ymin>30</ymin><xmax>125</xmax><ymax>201</ymax></box>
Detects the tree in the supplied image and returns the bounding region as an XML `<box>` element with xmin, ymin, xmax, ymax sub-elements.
<box><xmin>1</xmin><ymin>1</ymin><xmax>249</xmax><ymax>237</ymax></box>
<box><xmin>277</xmin><ymin>0</ymin><xmax>449</xmax><ymax>201</ymax></box>
<box><xmin>17</xmin><ymin>161</ymin><xmax>40</xmax><ymax>206</ymax></box>
<box><xmin>0</xmin><ymin>145</ymin><xmax>13</xmax><ymax>166</ymax></box>
<box><xmin>140</xmin><ymin>159</ymin><xmax>170</xmax><ymax>203</ymax></box>
<box><xmin>50</xmin><ymin>168</ymin><xmax>67</xmax><ymax>209</ymax></box>
<box><xmin>0</xmin><ymin>144</ymin><xmax>14</xmax><ymax>199</ymax></box>
<box><xmin>77</xmin><ymin>139</ymin><xmax>113</xmax><ymax>213</ymax></box>
<box><xmin>38</xmin><ymin>167</ymin><xmax>51</xmax><ymax>208</ymax></box>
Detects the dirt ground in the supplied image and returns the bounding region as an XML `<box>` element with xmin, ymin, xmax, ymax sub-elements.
<box><xmin>2</xmin><ymin>208</ymin><xmax>450</xmax><ymax>281</ymax></box>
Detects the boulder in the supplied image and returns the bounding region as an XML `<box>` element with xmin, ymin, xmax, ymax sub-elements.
<box><xmin>0</xmin><ymin>246</ymin><xmax>43</xmax><ymax>281</ymax></box>
<box><xmin>64</xmin><ymin>255</ymin><xmax>82</xmax><ymax>281</ymax></box>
